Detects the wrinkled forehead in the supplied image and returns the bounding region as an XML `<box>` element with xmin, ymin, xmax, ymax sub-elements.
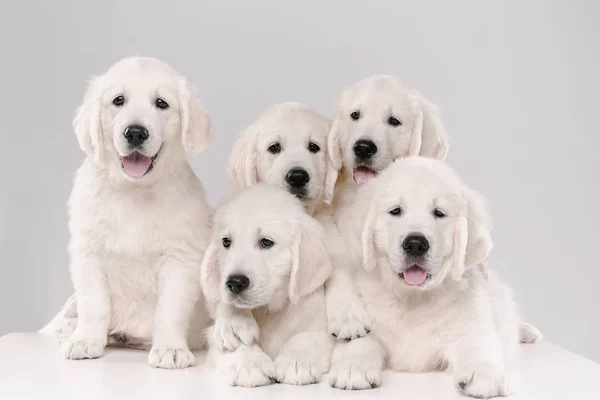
<box><xmin>257</xmin><ymin>111</ymin><xmax>329</xmax><ymax>147</ymax></box>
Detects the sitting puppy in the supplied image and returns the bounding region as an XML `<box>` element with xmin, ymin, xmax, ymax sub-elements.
<box><xmin>45</xmin><ymin>57</ymin><xmax>213</xmax><ymax>368</ymax></box>
<box><xmin>201</xmin><ymin>184</ymin><xmax>334</xmax><ymax>387</ymax></box>
<box><xmin>331</xmin><ymin>157</ymin><xmax>519</xmax><ymax>398</ymax></box>
<box><xmin>327</xmin><ymin>75</ymin><xmax>542</xmax><ymax>344</ymax></box>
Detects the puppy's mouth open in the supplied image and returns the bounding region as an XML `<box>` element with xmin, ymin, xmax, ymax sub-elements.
<box><xmin>121</xmin><ymin>148</ymin><xmax>160</xmax><ymax>178</ymax></box>
<box><xmin>353</xmin><ymin>166</ymin><xmax>378</xmax><ymax>185</ymax></box>
<box><xmin>399</xmin><ymin>265</ymin><xmax>432</xmax><ymax>286</ymax></box>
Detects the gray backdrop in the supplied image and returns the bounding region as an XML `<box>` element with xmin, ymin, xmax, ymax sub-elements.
<box><xmin>1</xmin><ymin>1</ymin><xmax>599</xmax><ymax>362</ymax></box>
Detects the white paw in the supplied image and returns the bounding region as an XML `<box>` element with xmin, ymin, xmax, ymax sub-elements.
<box><xmin>273</xmin><ymin>352</ymin><xmax>321</xmax><ymax>385</ymax></box>
<box><xmin>148</xmin><ymin>346</ymin><xmax>196</xmax><ymax>369</ymax></box>
<box><xmin>520</xmin><ymin>323</ymin><xmax>543</xmax><ymax>344</ymax></box>
<box><xmin>456</xmin><ymin>365</ymin><xmax>511</xmax><ymax>398</ymax></box>
<box><xmin>328</xmin><ymin>301</ymin><xmax>371</xmax><ymax>341</ymax></box>
<box><xmin>55</xmin><ymin>318</ymin><xmax>78</xmax><ymax>343</ymax></box>
<box><xmin>329</xmin><ymin>357</ymin><xmax>381</xmax><ymax>390</ymax></box>
<box><xmin>223</xmin><ymin>349</ymin><xmax>275</xmax><ymax>387</ymax></box>
<box><xmin>60</xmin><ymin>338</ymin><xmax>105</xmax><ymax>360</ymax></box>
<box><xmin>213</xmin><ymin>314</ymin><xmax>259</xmax><ymax>352</ymax></box>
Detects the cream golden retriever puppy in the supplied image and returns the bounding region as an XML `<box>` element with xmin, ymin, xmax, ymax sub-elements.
<box><xmin>220</xmin><ymin>102</ymin><xmax>368</xmax><ymax>345</ymax></box>
<box><xmin>330</xmin><ymin>157</ymin><xmax>520</xmax><ymax>398</ymax></box>
<box><xmin>327</xmin><ymin>75</ymin><xmax>542</xmax><ymax>344</ymax></box>
<box><xmin>42</xmin><ymin>57</ymin><xmax>213</xmax><ymax>368</ymax></box>
<box><xmin>201</xmin><ymin>184</ymin><xmax>334</xmax><ymax>387</ymax></box>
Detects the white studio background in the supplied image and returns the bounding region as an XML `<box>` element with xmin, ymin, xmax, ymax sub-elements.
<box><xmin>1</xmin><ymin>1</ymin><xmax>598</xmax><ymax>362</ymax></box>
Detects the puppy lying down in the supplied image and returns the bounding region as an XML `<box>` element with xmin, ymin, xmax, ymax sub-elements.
<box><xmin>331</xmin><ymin>157</ymin><xmax>520</xmax><ymax>398</ymax></box>
<box><xmin>201</xmin><ymin>184</ymin><xmax>335</xmax><ymax>387</ymax></box>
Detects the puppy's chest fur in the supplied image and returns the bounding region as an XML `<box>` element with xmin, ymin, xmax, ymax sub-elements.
<box><xmin>253</xmin><ymin>288</ymin><xmax>327</xmax><ymax>359</ymax></box>
<box><xmin>68</xmin><ymin>161</ymin><xmax>210</xmax><ymax>313</ymax></box>
<box><xmin>358</xmin><ymin>271</ymin><xmax>470</xmax><ymax>372</ymax></box>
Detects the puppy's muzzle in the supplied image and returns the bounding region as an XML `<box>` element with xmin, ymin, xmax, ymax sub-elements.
<box><xmin>124</xmin><ymin>124</ymin><xmax>149</xmax><ymax>148</ymax></box>
<box><xmin>226</xmin><ymin>274</ymin><xmax>250</xmax><ymax>294</ymax></box>
<box><xmin>402</xmin><ymin>234</ymin><xmax>429</xmax><ymax>257</ymax></box>
<box><xmin>353</xmin><ymin>139</ymin><xmax>377</xmax><ymax>160</ymax></box>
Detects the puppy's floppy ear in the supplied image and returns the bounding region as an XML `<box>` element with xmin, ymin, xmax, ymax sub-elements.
<box><xmin>73</xmin><ymin>77</ymin><xmax>105</xmax><ymax>163</ymax></box>
<box><xmin>324</xmin><ymin>120</ymin><xmax>340</xmax><ymax>203</ymax></box>
<box><xmin>179</xmin><ymin>78</ymin><xmax>214</xmax><ymax>155</ymax></box>
<box><xmin>289</xmin><ymin>214</ymin><xmax>332</xmax><ymax>304</ymax></box>
<box><xmin>407</xmin><ymin>91</ymin><xmax>449</xmax><ymax>160</ymax></box>
<box><xmin>360</xmin><ymin>201</ymin><xmax>378</xmax><ymax>272</ymax></box>
<box><xmin>326</xmin><ymin>89</ymin><xmax>348</xmax><ymax>196</ymax></box>
<box><xmin>451</xmin><ymin>188</ymin><xmax>493</xmax><ymax>280</ymax></box>
<box><xmin>227</xmin><ymin>125</ymin><xmax>259</xmax><ymax>191</ymax></box>
<box><xmin>200</xmin><ymin>241</ymin><xmax>221</xmax><ymax>302</ymax></box>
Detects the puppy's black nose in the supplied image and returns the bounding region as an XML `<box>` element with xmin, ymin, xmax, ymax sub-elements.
<box><xmin>353</xmin><ymin>140</ymin><xmax>377</xmax><ymax>160</ymax></box>
<box><xmin>226</xmin><ymin>274</ymin><xmax>250</xmax><ymax>294</ymax></box>
<box><xmin>285</xmin><ymin>168</ymin><xmax>310</xmax><ymax>188</ymax></box>
<box><xmin>402</xmin><ymin>235</ymin><xmax>429</xmax><ymax>257</ymax></box>
<box><xmin>124</xmin><ymin>124</ymin><xmax>149</xmax><ymax>147</ymax></box>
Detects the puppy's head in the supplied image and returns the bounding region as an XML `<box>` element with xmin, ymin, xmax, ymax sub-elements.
<box><xmin>328</xmin><ymin>75</ymin><xmax>449</xmax><ymax>189</ymax></box>
<box><xmin>73</xmin><ymin>57</ymin><xmax>213</xmax><ymax>183</ymax></box>
<box><xmin>200</xmin><ymin>184</ymin><xmax>332</xmax><ymax>310</ymax></box>
<box><xmin>227</xmin><ymin>103</ymin><xmax>336</xmax><ymax>209</ymax></box>
<box><xmin>354</xmin><ymin>157</ymin><xmax>491</xmax><ymax>292</ymax></box>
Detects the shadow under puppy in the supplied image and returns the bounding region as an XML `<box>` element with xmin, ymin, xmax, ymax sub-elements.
<box><xmin>201</xmin><ymin>184</ymin><xmax>334</xmax><ymax>387</ymax></box>
<box><xmin>331</xmin><ymin>157</ymin><xmax>520</xmax><ymax>398</ymax></box>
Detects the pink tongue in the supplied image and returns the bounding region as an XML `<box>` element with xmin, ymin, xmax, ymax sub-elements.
<box><xmin>353</xmin><ymin>168</ymin><xmax>378</xmax><ymax>185</ymax></box>
<box><xmin>122</xmin><ymin>152</ymin><xmax>152</xmax><ymax>178</ymax></box>
<box><xmin>403</xmin><ymin>266</ymin><xmax>428</xmax><ymax>285</ymax></box>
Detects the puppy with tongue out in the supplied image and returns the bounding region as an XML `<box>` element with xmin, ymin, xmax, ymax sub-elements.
<box><xmin>330</xmin><ymin>158</ymin><xmax>521</xmax><ymax>398</ymax></box>
<box><xmin>50</xmin><ymin>57</ymin><xmax>216</xmax><ymax>372</ymax></box>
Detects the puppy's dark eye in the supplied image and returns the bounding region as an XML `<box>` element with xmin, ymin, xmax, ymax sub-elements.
<box><xmin>350</xmin><ymin>111</ymin><xmax>361</xmax><ymax>120</ymax></box>
<box><xmin>155</xmin><ymin>98</ymin><xmax>169</xmax><ymax>109</ymax></box>
<box><xmin>388</xmin><ymin>116</ymin><xmax>402</xmax><ymax>126</ymax></box>
<box><xmin>259</xmin><ymin>238</ymin><xmax>275</xmax><ymax>249</ymax></box>
<box><xmin>222</xmin><ymin>237</ymin><xmax>231</xmax><ymax>248</ymax></box>
<box><xmin>389</xmin><ymin>207</ymin><xmax>402</xmax><ymax>216</ymax></box>
<box><xmin>113</xmin><ymin>95</ymin><xmax>125</xmax><ymax>107</ymax></box>
<box><xmin>308</xmin><ymin>142</ymin><xmax>320</xmax><ymax>153</ymax></box>
<box><xmin>268</xmin><ymin>143</ymin><xmax>281</xmax><ymax>154</ymax></box>
<box><xmin>433</xmin><ymin>208</ymin><xmax>447</xmax><ymax>218</ymax></box>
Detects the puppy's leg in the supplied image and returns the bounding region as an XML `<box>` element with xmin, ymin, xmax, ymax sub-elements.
<box><xmin>329</xmin><ymin>336</ymin><xmax>384</xmax><ymax>390</ymax></box>
<box><xmin>326</xmin><ymin>267</ymin><xmax>371</xmax><ymax>340</ymax></box>
<box><xmin>60</xmin><ymin>253</ymin><xmax>110</xmax><ymax>360</ymax></box>
<box><xmin>212</xmin><ymin>302</ymin><xmax>259</xmax><ymax>352</ymax></box>
<box><xmin>217</xmin><ymin>344</ymin><xmax>275</xmax><ymax>388</ymax></box>
<box><xmin>520</xmin><ymin>322</ymin><xmax>543</xmax><ymax>344</ymax></box>
<box><xmin>273</xmin><ymin>330</ymin><xmax>334</xmax><ymax>385</ymax></box>
<box><xmin>148</xmin><ymin>264</ymin><xmax>199</xmax><ymax>369</ymax></box>
<box><xmin>452</xmin><ymin>326</ymin><xmax>512</xmax><ymax>399</ymax></box>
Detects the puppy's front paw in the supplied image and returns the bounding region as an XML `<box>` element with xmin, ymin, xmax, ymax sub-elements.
<box><xmin>328</xmin><ymin>301</ymin><xmax>371</xmax><ymax>341</ymax></box>
<box><xmin>273</xmin><ymin>352</ymin><xmax>321</xmax><ymax>385</ymax></box>
<box><xmin>329</xmin><ymin>357</ymin><xmax>381</xmax><ymax>390</ymax></box>
<box><xmin>223</xmin><ymin>350</ymin><xmax>275</xmax><ymax>388</ymax></box>
<box><xmin>148</xmin><ymin>346</ymin><xmax>195</xmax><ymax>369</ymax></box>
<box><xmin>213</xmin><ymin>314</ymin><xmax>259</xmax><ymax>352</ymax></box>
<box><xmin>60</xmin><ymin>338</ymin><xmax>105</xmax><ymax>360</ymax></box>
<box><xmin>456</xmin><ymin>365</ymin><xmax>511</xmax><ymax>398</ymax></box>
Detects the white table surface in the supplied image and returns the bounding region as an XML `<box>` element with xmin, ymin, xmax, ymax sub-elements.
<box><xmin>0</xmin><ymin>333</ymin><xmax>599</xmax><ymax>400</ymax></box>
